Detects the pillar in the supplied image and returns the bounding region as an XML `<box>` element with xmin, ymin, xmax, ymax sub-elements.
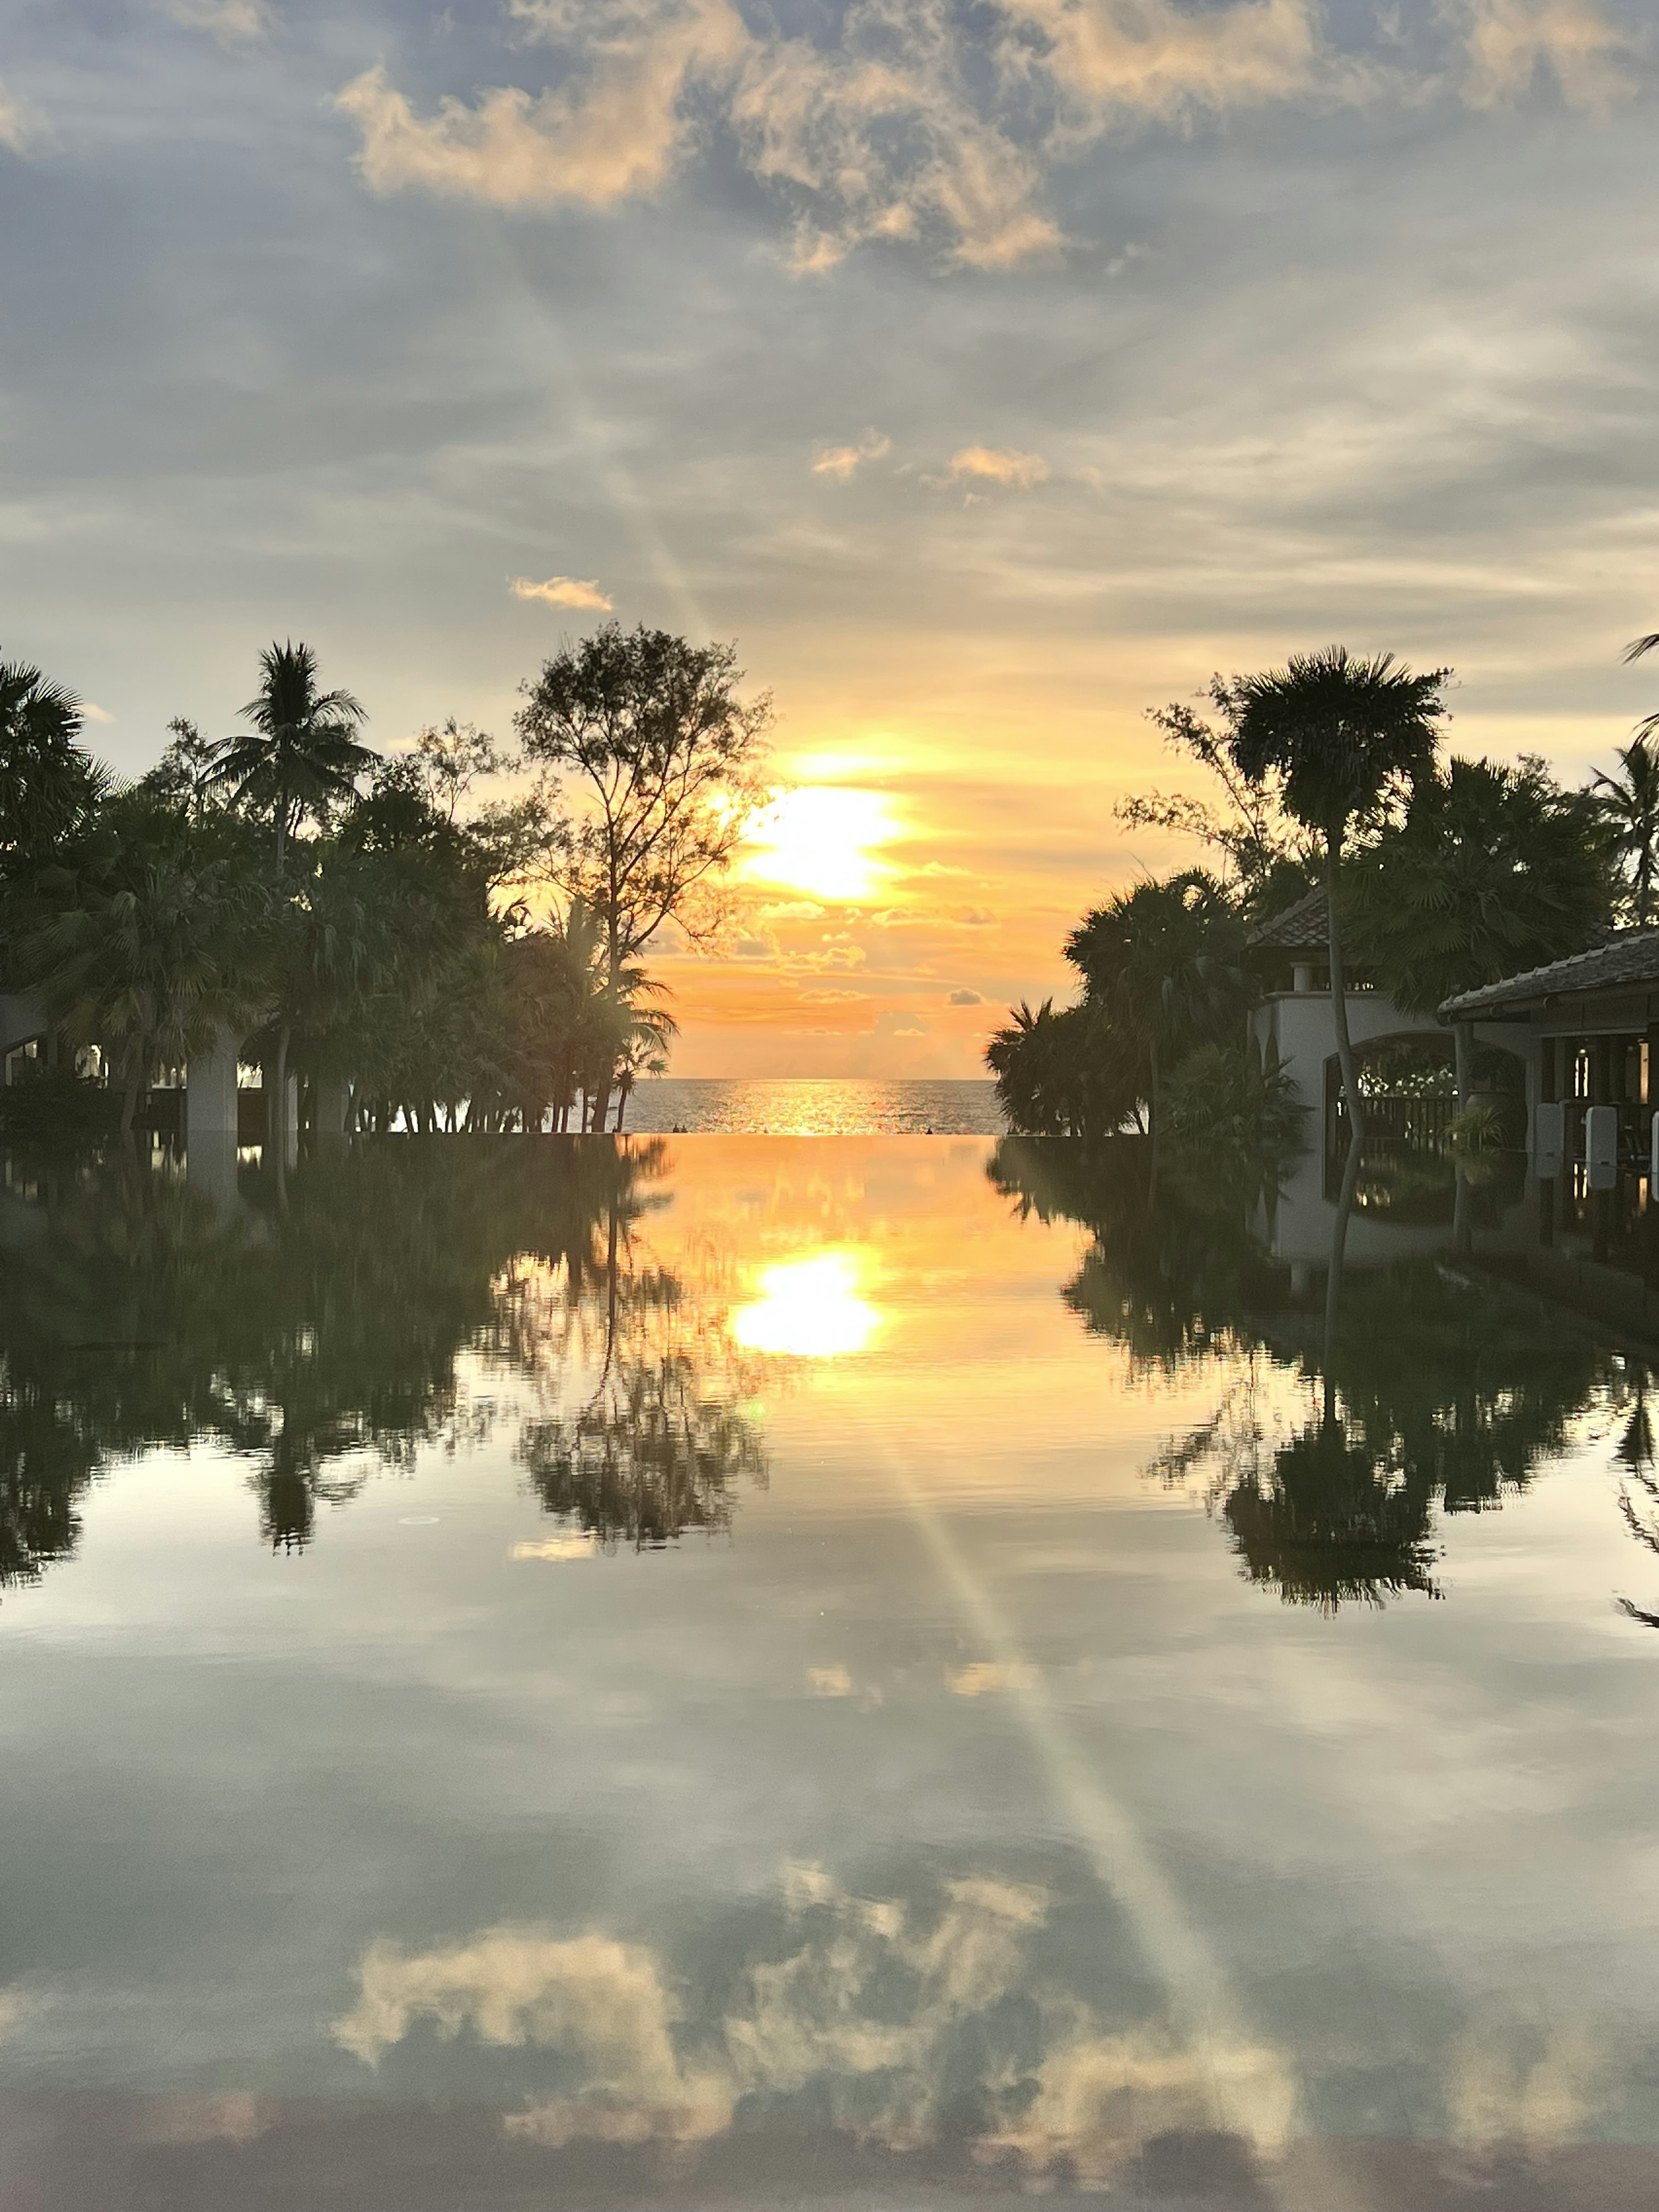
<box><xmin>312</xmin><ymin>1075</ymin><xmax>350</xmax><ymax>1142</ymax></box>
<box><xmin>185</xmin><ymin>1025</ymin><xmax>242</xmax><ymax>1214</ymax></box>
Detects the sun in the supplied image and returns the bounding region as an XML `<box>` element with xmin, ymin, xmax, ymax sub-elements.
<box><xmin>742</xmin><ymin>786</ymin><xmax>901</xmax><ymax>904</ymax></box>
<box><xmin>731</xmin><ymin>1250</ymin><xmax>884</xmax><ymax>1358</ymax></box>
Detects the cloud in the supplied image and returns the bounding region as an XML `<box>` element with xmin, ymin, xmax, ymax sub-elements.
<box><xmin>512</xmin><ymin>575</ymin><xmax>614</xmax><ymax>610</ymax></box>
<box><xmin>999</xmin><ymin>0</ymin><xmax>1328</xmax><ymax>131</ymax></box>
<box><xmin>947</xmin><ymin>445</ymin><xmax>1050</xmax><ymax>488</ymax></box>
<box><xmin>0</xmin><ymin>79</ymin><xmax>43</xmax><ymax>153</ymax></box>
<box><xmin>812</xmin><ymin>430</ymin><xmax>892</xmax><ymax>481</ymax></box>
<box><xmin>1458</xmin><ymin>0</ymin><xmax>1637</xmax><ymax>110</ymax></box>
<box><xmin>332</xmin><ymin>0</ymin><xmax>747</xmax><ymax>211</ymax></box>
<box><xmin>158</xmin><ymin>0</ymin><xmax>271</xmax><ymax>40</ymax></box>
<box><xmin>806</xmin><ymin>1663</ymin><xmax>854</xmax><ymax>1696</ymax></box>
<box><xmin>947</xmin><ymin>988</ymin><xmax>984</xmax><ymax>1005</ymax></box>
<box><xmin>80</xmin><ymin>702</ymin><xmax>115</xmax><ymax>724</ymax></box>
<box><xmin>333</xmin><ymin>0</ymin><xmax>1064</xmax><ymax>271</ymax></box>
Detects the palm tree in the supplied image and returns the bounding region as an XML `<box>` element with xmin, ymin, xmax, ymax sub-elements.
<box><xmin>1346</xmin><ymin>756</ymin><xmax>1611</xmax><ymax>1098</ymax></box>
<box><xmin>0</xmin><ymin>656</ymin><xmax>107</xmax><ymax>869</ymax></box>
<box><xmin>31</xmin><ymin>842</ymin><xmax>269</xmax><ymax>1135</ymax></box>
<box><xmin>208</xmin><ymin>642</ymin><xmax>374</xmax><ymax>874</ymax></box>
<box><xmin>1065</xmin><ymin>871</ymin><xmax>1249</xmax><ymax>1153</ymax></box>
<box><xmin>1590</xmin><ymin>731</ymin><xmax>1659</xmax><ymax>928</ymax></box>
<box><xmin>1224</xmin><ymin>647</ymin><xmax>1449</xmax><ymax>1138</ymax></box>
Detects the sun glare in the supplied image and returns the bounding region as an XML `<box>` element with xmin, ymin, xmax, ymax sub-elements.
<box><xmin>743</xmin><ymin>787</ymin><xmax>900</xmax><ymax>903</ymax></box>
<box><xmin>731</xmin><ymin>1250</ymin><xmax>883</xmax><ymax>1359</ymax></box>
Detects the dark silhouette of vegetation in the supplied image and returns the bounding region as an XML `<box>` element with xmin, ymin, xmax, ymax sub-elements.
<box><xmin>515</xmin><ymin>623</ymin><xmax>772</xmax><ymax>1124</ymax></box>
<box><xmin>1</xmin><ymin>630</ymin><xmax>769</xmax><ymax>1141</ymax></box>
<box><xmin>987</xmin><ymin>1136</ymin><xmax>1613</xmax><ymax>1612</ymax></box>
<box><xmin>0</xmin><ymin>1138</ymin><xmax>768</xmax><ymax>1582</ymax></box>
<box><xmin>1345</xmin><ymin>756</ymin><xmax>1610</xmax><ymax>1099</ymax></box>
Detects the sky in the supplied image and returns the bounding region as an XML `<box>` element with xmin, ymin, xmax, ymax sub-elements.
<box><xmin>3</xmin><ymin>0</ymin><xmax>1658</xmax><ymax>1074</ymax></box>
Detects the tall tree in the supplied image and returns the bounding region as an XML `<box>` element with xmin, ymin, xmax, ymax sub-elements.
<box><xmin>1223</xmin><ymin>647</ymin><xmax>1449</xmax><ymax>1139</ymax></box>
<box><xmin>1345</xmin><ymin>756</ymin><xmax>1612</xmax><ymax>1098</ymax></box>
<box><xmin>0</xmin><ymin>657</ymin><xmax>107</xmax><ymax>927</ymax></box>
<box><xmin>207</xmin><ymin>642</ymin><xmax>375</xmax><ymax>874</ymax></box>
<box><xmin>515</xmin><ymin>623</ymin><xmax>772</xmax><ymax>992</ymax></box>
<box><xmin>1589</xmin><ymin>731</ymin><xmax>1659</xmax><ymax>928</ymax></box>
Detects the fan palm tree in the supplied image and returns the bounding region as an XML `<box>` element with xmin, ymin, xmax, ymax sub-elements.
<box><xmin>207</xmin><ymin>642</ymin><xmax>374</xmax><ymax>874</ymax></box>
<box><xmin>1224</xmin><ymin>647</ymin><xmax>1449</xmax><ymax>1138</ymax></box>
<box><xmin>31</xmin><ymin>844</ymin><xmax>270</xmax><ymax>1135</ymax></box>
<box><xmin>1346</xmin><ymin>756</ymin><xmax>1611</xmax><ymax>1096</ymax></box>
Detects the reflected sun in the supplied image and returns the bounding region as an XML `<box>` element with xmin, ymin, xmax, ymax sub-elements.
<box><xmin>742</xmin><ymin>787</ymin><xmax>900</xmax><ymax>904</ymax></box>
<box><xmin>731</xmin><ymin>1250</ymin><xmax>883</xmax><ymax>1358</ymax></box>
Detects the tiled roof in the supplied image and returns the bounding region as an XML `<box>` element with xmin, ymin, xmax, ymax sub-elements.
<box><xmin>1246</xmin><ymin>889</ymin><xmax>1328</xmax><ymax>951</ymax></box>
<box><xmin>1439</xmin><ymin>931</ymin><xmax>1659</xmax><ymax>1018</ymax></box>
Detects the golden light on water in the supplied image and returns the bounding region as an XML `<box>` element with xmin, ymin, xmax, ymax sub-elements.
<box><xmin>742</xmin><ymin>787</ymin><xmax>901</xmax><ymax>903</ymax></box>
<box><xmin>731</xmin><ymin>1250</ymin><xmax>884</xmax><ymax>1358</ymax></box>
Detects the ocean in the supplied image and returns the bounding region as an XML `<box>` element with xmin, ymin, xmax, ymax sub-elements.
<box><xmin>618</xmin><ymin>1077</ymin><xmax>1004</xmax><ymax>1135</ymax></box>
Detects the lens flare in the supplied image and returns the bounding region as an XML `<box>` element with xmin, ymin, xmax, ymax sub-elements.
<box><xmin>731</xmin><ymin>1250</ymin><xmax>883</xmax><ymax>1358</ymax></box>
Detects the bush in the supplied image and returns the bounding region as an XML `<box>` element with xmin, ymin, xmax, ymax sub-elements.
<box><xmin>1163</xmin><ymin>1039</ymin><xmax>1308</xmax><ymax>1160</ymax></box>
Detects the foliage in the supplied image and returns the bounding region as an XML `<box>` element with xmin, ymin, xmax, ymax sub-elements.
<box><xmin>1161</xmin><ymin>1038</ymin><xmax>1307</xmax><ymax>1163</ymax></box>
<box><xmin>985</xmin><ymin>1000</ymin><xmax>1143</xmax><ymax>1138</ymax></box>
<box><xmin>1122</xmin><ymin>696</ymin><xmax>1316</xmax><ymax>902</ymax></box>
<box><xmin>515</xmin><ymin>621</ymin><xmax>772</xmax><ymax>987</ymax></box>
<box><xmin>1223</xmin><ymin>646</ymin><xmax>1449</xmax><ymax>851</ymax></box>
<box><xmin>1588</xmin><ymin>731</ymin><xmax>1659</xmax><ymax>928</ymax></box>
<box><xmin>1344</xmin><ymin>755</ymin><xmax>1612</xmax><ymax>1013</ymax></box>
<box><xmin>206</xmin><ymin>640</ymin><xmax>376</xmax><ymax>871</ymax></box>
<box><xmin>0</xmin><ymin>1138</ymin><xmax>765</xmax><ymax>1574</ymax></box>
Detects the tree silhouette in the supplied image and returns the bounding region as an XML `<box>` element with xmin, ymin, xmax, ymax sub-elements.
<box><xmin>1224</xmin><ymin>648</ymin><xmax>1448</xmax><ymax>1135</ymax></box>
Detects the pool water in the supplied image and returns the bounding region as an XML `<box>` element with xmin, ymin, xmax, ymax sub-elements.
<box><xmin>2</xmin><ymin>1135</ymin><xmax>1658</xmax><ymax>2209</ymax></box>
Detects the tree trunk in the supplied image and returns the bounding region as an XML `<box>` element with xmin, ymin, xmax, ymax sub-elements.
<box><xmin>118</xmin><ymin>1038</ymin><xmax>143</xmax><ymax>1136</ymax></box>
<box><xmin>615</xmin><ymin>1078</ymin><xmax>632</xmax><ymax>1134</ymax></box>
<box><xmin>1325</xmin><ymin>842</ymin><xmax>1364</xmax><ymax>1144</ymax></box>
<box><xmin>1323</xmin><ymin>1125</ymin><xmax>1364</xmax><ymax>1373</ymax></box>
<box><xmin>1147</xmin><ymin>1034</ymin><xmax>1160</xmax><ymax>1192</ymax></box>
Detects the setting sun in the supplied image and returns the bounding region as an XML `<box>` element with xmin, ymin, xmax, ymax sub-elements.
<box><xmin>742</xmin><ymin>788</ymin><xmax>902</xmax><ymax>904</ymax></box>
<box><xmin>731</xmin><ymin>1250</ymin><xmax>884</xmax><ymax>1358</ymax></box>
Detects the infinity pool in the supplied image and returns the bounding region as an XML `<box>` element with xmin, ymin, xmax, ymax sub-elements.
<box><xmin>2</xmin><ymin>1135</ymin><xmax>1657</xmax><ymax>2209</ymax></box>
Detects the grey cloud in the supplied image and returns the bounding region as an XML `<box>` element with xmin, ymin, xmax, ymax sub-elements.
<box><xmin>949</xmin><ymin>987</ymin><xmax>985</xmax><ymax>1004</ymax></box>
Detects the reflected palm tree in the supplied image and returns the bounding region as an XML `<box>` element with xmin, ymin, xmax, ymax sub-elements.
<box><xmin>990</xmin><ymin>1135</ymin><xmax>1612</xmax><ymax>1613</ymax></box>
<box><xmin>0</xmin><ymin>1136</ymin><xmax>768</xmax><ymax>1585</ymax></box>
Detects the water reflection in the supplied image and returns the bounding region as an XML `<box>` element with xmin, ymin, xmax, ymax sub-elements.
<box><xmin>731</xmin><ymin>1249</ymin><xmax>883</xmax><ymax>1357</ymax></box>
<box><xmin>0</xmin><ymin>1138</ymin><xmax>769</xmax><ymax>1582</ymax></box>
<box><xmin>988</xmin><ymin>1136</ymin><xmax>1627</xmax><ymax>1614</ymax></box>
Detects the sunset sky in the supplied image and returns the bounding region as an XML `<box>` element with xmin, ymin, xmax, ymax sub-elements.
<box><xmin>4</xmin><ymin>0</ymin><xmax>1658</xmax><ymax>1073</ymax></box>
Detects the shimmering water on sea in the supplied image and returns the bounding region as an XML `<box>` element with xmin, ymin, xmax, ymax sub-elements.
<box><xmin>623</xmin><ymin>1076</ymin><xmax>1004</xmax><ymax>1134</ymax></box>
<box><xmin>4</xmin><ymin>1131</ymin><xmax>1659</xmax><ymax>2210</ymax></box>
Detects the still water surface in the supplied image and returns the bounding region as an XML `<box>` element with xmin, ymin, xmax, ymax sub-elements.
<box><xmin>2</xmin><ymin>1135</ymin><xmax>1658</xmax><ymax>2209</ymax></box>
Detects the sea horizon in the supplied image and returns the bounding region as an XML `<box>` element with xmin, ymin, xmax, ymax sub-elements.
<box><xmin>622</xmin><ymin>1075</ymin><xmax>1004</xmax><ymax>1135</ymax></box>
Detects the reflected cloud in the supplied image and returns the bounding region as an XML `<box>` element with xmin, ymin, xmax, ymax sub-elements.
<box><xmin>947</xmin><ymin>1660</ymin><xmax>1039</xmax><ymax>1695</ymax></box>
<box><xmin>1448</xmin><ymin>2015</ymin><xmax>1608</xmax><ymax>2147</ymax></box>
<box><xmin>732</xmin><ymin>1250</ymin><xmax>883</xmax><ymax>1358</ymax></box>
<box><xmin>510</xmin><ymin>1534</ymin><xmax>598</xmax><ymax>1562</ymax></box>
<box><xmin>333</xmin><ymin>1863</ymin><xmax>1297</xmax><ymax>2180</ymax></box>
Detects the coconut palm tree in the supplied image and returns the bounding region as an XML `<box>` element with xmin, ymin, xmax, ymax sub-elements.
<box><xmin>1590</xmin><ymin>732</ymin><xmax>1659</xmax><ymax>928</ymax></box>
<box><xmin>207</xmin><ymin>642</ymin><xmax>374</xmax><ymax>874</ymax></box>
<box><xmin>1224</xmin><ymin>647</ymin><xmax>1449</xmax><ymax>1138</ymax></box>
<box><xmin>0</xmin><ymin>656</ymin><xmax>106</xmax><ymax>883</ymax></box>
